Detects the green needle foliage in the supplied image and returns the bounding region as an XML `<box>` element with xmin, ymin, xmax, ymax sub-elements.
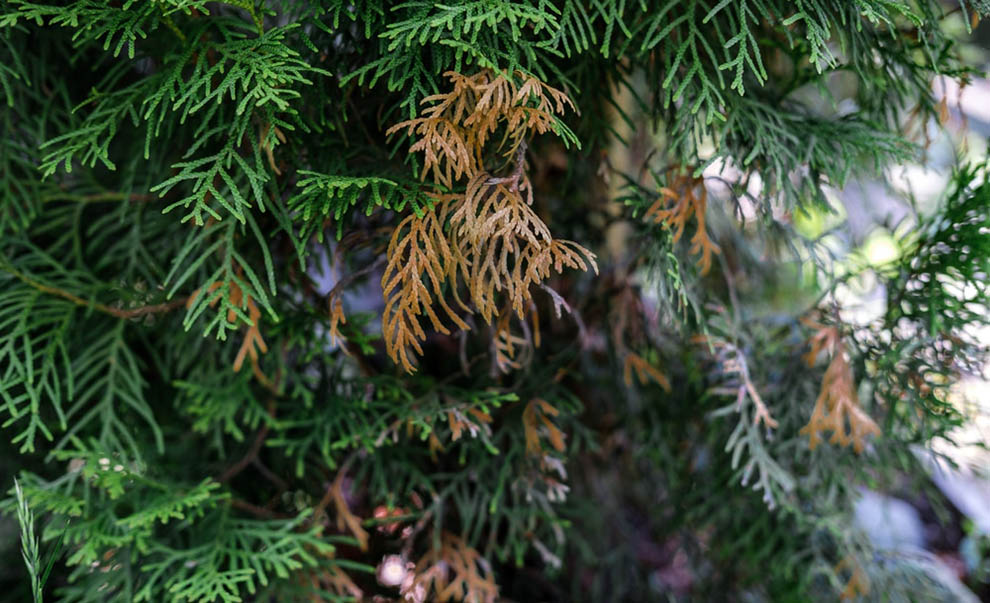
<box><xmin>15</xmin><ymin>479</ymin><xmax>43</xmax><ymax>603</ymax></box>
<box><xmin>1</xmin><ymin>1</ymin><xmax>988</xmax><ymax>601</ymax></box>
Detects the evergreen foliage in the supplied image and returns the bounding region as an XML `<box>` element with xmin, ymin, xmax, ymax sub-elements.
<box><xmin>0</xmin><ymin>1</ymin><xmax>988</xmax><ymax>601</ymax></box>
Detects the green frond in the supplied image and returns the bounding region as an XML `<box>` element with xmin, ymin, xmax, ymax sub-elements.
<box><xmin>135</xmin><ymin>512</ymin><xmax>333</xmax><ymax>602</ymax></box>
<box><xmin>165</xmin><ymin>218</ymin><xmax>278</xmax><ymax>339</ymax></box>
<box><xmin>289</xmin><ymin>171</ymin><xmax>434</xmax><ymax>241</ymax></box>
<box><xmin>0</xmin><ymin>288</ymin><xmax>75</xmax><ymax>453</ymax></box>
<box><xmin>15</xmin><ymin>478</ymin><xmax>44</xmax><ymax>603</ymax></box>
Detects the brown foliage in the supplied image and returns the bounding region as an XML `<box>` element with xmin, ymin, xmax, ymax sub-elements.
<box><xmin>327</xmin><ymin>470</ymin><xmax>370</xmax><ymax>552</ymax></box>
<box><xmin>645</xmin><ymin>170</ymin><xmax>721</xmax><ymax>274</ymax></box>
<box><xmin>412</xmin><ymin>532</ymin><xmax>499</xmax><ymax>603</ymax></box>
<box><xmin>447</xmin><ymin>406</ymin><xmax>493</xmax><ymax>442</ymax></box>
<box><xmin>381</xmin><ymin>70</ymin><xmax>596</xmax><ymax>372</ymax></box>
<box><xmin>381</xmin><ymin>197</ymin><xmax>470</xmax><ymax>372</ymax></box>
<box><xmin>387</xmin><ymin>70</ymin><xmax>574</xmax><ymax>189</ymax></box>
<box><xmin>522</xmin><ymin>398</ymin><xmax>566</xmax><ymax>456</ymax></box>
<box><xmin>704</xmin><ymin>334</ymin><xmax>778</xmax><ymax>429</ymax></box>
<box><xmin>490</xmin><ymin>306</ymin><xmax>540</xmax><ymax>374</ymax></box>
<box><xmin>623</xmin><ymin>352</ymin><xmax>672</xmax><ymax>391</ymax></box>
<box><xmin>451</xmin><ymin>172</ymin><xmax>596</xmax><ymax>322</ymax></box>
<box><xmin>304</xmin><ymin>565</ymin><xmax>363</xmax><ymax>602</ymax></box>
<box><xmin>188</xmin><ymin>279</ymin><xmax>269</xmax><ymax>380</ymax></box>
<box><xmin>800</xmin><ymin>323</ymin><xmax>881</xmax><ymax>453</ymax></box>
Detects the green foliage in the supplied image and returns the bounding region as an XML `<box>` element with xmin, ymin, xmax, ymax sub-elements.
<box><xmin>288</xmin><ymin>172</ymin><xmax>435</xmax><ymax>241</ymax></box>
<box><xmin>861</xmin><ymin>163</ymin><xmax>990</xmax><ymax>441</ymax></box>
<box><xmin>133</xmin><ymin>513</ymin><xmax>333</xmax><ymax>603</ymax></box>
<box><xmin>0</xmin><ymin>1</ymin><xmax>985</xmax><ymax>601</ymax></box>
<box><xmin>15</xmin><ymin>479</ymin><xmax>43</xmax><ymax>603</ymax></box>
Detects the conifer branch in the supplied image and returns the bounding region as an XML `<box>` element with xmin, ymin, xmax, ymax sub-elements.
<box><xmin>230</xmin><ymin>497</ymin><xmax>289</xmax><ymax>519</ymax></box>
<box><xmin>2</xmin><ymin>3</ymin><xmax>982</xmax><ymax>600</ymax></box>
<box><xmin>1</xmin><ymin>262</ymin><xmax>187</xmax><ymax>319</ymax></box>
<box><xmin>217</xmin><ymin>389</ymin><xmax>278</xmax><ymax>483</ymax></box>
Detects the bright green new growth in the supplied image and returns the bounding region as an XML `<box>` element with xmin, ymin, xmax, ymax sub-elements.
<box><xmin>1</xmin><ymin>0</ymin><xmax>988</xmax><ymax>601</ymax></box>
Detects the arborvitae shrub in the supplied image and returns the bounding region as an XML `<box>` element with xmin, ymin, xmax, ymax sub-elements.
<box><xmin>1</xmin><ymin>1</ymin><xmax>988</xmax><ymax>601</ymax></box>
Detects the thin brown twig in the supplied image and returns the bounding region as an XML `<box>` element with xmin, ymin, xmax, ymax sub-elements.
<box><xmin>539</xmin><ymin>283</ymin><xmax>589</xmax><ymax>346</ymax></box>
<box><xmin>310</xmin><ymin>451</ymin><xmax>360</xmax><ymax>528</ymax></box>
<box><xmin>252</xmin><ymin>458</ymin><xmax>288</xmax><ymax>491</ymax></box>
<box><xmin>217</xmin><ymin>394</ymin><xmax>278</xmax><ymax>483</ymax></box>
<box><xmin>485</xmin><ymin>139</ymin><xmax>528</xmax><ymax>191</ymax></box>
<box><xmin>230</xmin><ymin>497</ymin><xmax>290</xmax><ymax>519</ymax></box>
<box><xmin>2</xmin><ymin>262</ymin><xmax>187</xmax><ymax>319</ymax></box>
<box><xmin>400</xmin><ymin>506</ymin><xmax>434</xmax><ymax>560</ymax></box>
<box><xmin>325</xmin><ymin>258</ymin><xmax>385</xmax><ymax>304</ymax></box>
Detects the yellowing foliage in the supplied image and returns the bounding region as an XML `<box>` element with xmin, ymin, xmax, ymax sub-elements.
<box><xmin>800</xmin><ymin>323</ymin><xmax>881</xmax><ymax>453</ymax></box>
<box><xmin>522</xmin><ymin>398</ymin><xmax>566</xmax><ymax>455</ymax></box>
<box><xmin>645</xmin><ymin>170</ymin><xmax>720</xmax><ymax>274</ymax></box>
<box><xmin>327</xmin><ymin>294</ymin><xmax>346</xmax><ymax>347</ymax></box>
<box><xmin>387</xmin><ymin>70</ymin><xmax>574</xmax><ymax>189</ymax></box>
<box><xmin>382</xmin><ymin>70</ymin><xmax>596</xmax><ymax>372</ymax></box>
<box><xmin>623</xmin><ymin>352</ymin><xmax>672</xmax><ymax>391</ymax></box>
<box><xmin>413</xmin><ymin>532</ymin><xmax>499</xmax><ymax>603</ymax></box>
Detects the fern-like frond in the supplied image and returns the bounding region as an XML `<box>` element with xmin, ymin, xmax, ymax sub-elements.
<box><xmin>289</xmin><ymin>171</ymin><xmax>434</xmax><ymax>241</ymax></box>
<box><xmin>522</xmin><ymin>398</ymin><xmax>565</xmax><ymax>456</ymax></box>
<box><xmin>387</xmin><ymin>69</ymin><xmax>576</xmax><ymax>188</ymax></box>
<box><xmin>135</xmin><ymin>512</ymin><xmax>334</xmax><ymax>603</ymax></box>
<box><xmin>451</xmin><ymin>173</ymin><xmax>596</xmax><ymax>321</ymax></box>
<box><xmin>413</xmin><ymin>531</ymin><xmax>499</xmax><ymax>603</ymax></box>
<box><xmin>646</xmin><ymin>171</ymin><xmax>720</xmax><ymax>274</ymax></box>
<box><xmin>0</xmin><ymin>287</ymin><xmax>75</xmax><ymax>453</ymax></box>
<box><xmin>165</xmin><ymin>218</ymin><xmax>276</xmax><ymax>340</ymax></box>
<box><xmin>59</xmin><ymin>321</ymin><xmax>163</xmax><ymax>460</ymax></box>
<box><xmin>381</xmin><ymin>200</ymin><xmax>468</xmax><ymax>372</ymax></box>
<box><xmin>382</xmin><ymin>1</ymin><xmax>560</xmax><ymax>50</ymax></box>
<box><xmin>800</xmin><ymin>324</ymin><xmax>881</xmax><ymax>453</ymax></box>
<box><xmin>0</xmin><ymin>0</ymin><xmax>208</xmax><ymax>59</ymax></box>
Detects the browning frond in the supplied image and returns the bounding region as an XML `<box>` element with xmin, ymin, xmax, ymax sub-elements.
<box><xmin>623</xmin><ymin>352</ymin><xmax>672</xmax><ymax>392</ymax></box>
<box><xmin>387</xmin><ymin>69</ymin><xmax>575</xmax><ymax>188</ymax></box>
<box><xmin>311</xmin><ymin>566</ymin><xmax>363</xmax><ymax>601</ymax></box>
<box><xmin>491</xmin><ymin>307</ymin><xmax>537</xmax><ymax>374</ymax></box>
<box><xmin>522</xmin><ymin>398</ymin><xmax>567</xmax><ymax>456</ymax></box>
<box><xmin>381</xmin><ymin>69</ymin><xmax>592</xmax><ymax>372</ymax></box>
<box><xmin>412</xmin><ymin>532</ymin><xmax>499</xmax><ymax>603</ymax></box>
<box><xmin>451</xmin><ymin>172</ymin><xmax>597</xmax><ymax>322</ymax></box>
<box><xmin>800</xmin><ymin>325</ymin><xmax>881</xmax><ymax>453</ymax></box>
<box><xmin>447</xmin><ymin>406</ymin><xmax>494</xmax><ymax>442</ymax></box>
<box><xmin>706</xmin><ymin>336</ymin><xmax>778</xmax><ymax>430</ymax></box>
<box><xmin>381</xmin><ymin>198</ymin><xmax>469</xmax><ymax>373</ymax></box>
<box><xmin>328</xmin><ymin>469</ymin><xmax>370</xmax><ymax>552</ymax></box>
<box><xmin>646</xmin><ymin>170</ymin><xmax>721</xmax><ymax>274</ymax></box>
<box><xmin>189</xmin><ymin>279</ymin><xmax>269</xmax><ymax>376</ymax></box>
